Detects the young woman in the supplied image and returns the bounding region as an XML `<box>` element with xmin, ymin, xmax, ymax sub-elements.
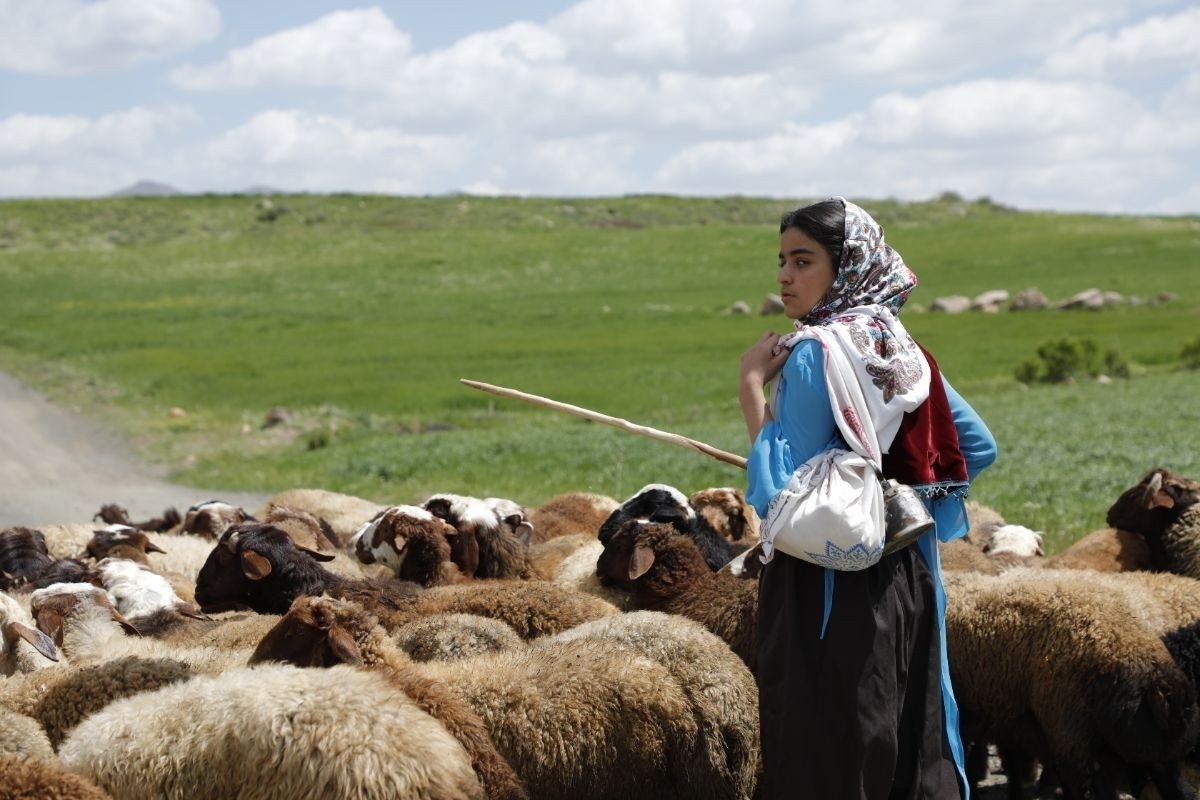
<box><xmin>739</xmin><ymin>198</ymin><xmax>997</xmax><ymax>799</ymax></box>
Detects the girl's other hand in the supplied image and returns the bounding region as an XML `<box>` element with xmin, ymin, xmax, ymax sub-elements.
<box><xmin>740</xmin><ymin>331</ymin><xmax>789</xmax><ymax>387</ymax></box>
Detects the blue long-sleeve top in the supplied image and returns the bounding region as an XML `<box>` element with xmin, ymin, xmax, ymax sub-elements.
<box><xmin>745</xmin><ymin>337</ymin><xmax>997</xmax><ymax>795</ymax></box>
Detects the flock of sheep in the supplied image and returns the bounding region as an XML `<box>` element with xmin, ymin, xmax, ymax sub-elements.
<box><xmin>0</xmin><ymin>467</ymin><xmax>1198</xmax><ymax>800</ymax></box>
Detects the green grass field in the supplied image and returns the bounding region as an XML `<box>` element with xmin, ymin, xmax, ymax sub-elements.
<box><xmin>1</xmin><ymin>193</ymin><xmax>1197</xmax><ymax>552</ymax></box>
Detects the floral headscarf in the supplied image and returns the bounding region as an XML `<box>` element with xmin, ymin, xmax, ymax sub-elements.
<box><xmin>804</xmin><ymin>197</ymin><xmax>918</xmax><ymax>325</ymax></box>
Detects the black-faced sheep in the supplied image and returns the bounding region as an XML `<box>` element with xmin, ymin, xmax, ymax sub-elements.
<box><xmin>943</xmin><ymin>569</ymin><xmax>1200</xmax><ymax>800</ymax></box>
<box><xmin>596</xmin><ymin>519</ymin><xmax>757</xmax><ymax>671</ymax></box>
<box><xmin>0</xmin><ymin>527</ymin><xmax>52</xmax><ymax>591</ymax></box>
<box><xmin>57</xmin><ymin>662</ymin><xmax>485</xmax><ymax>800</ymax></box>
<box><xmin>350</xmin><ymin>504</ymin><xmax>468</xmax><ymax>586</ymax></box>
<box><xmin>599</xmin><ymin>483</ymin><xmax>748</xmax><ymax>571</ymax></box>
<box><xmin>1107</xmin><ymin>468</ymin><xmax>1200</xmax><ymax>579</ymax></box>
<box><xmin>526</xmin><ymin>491</ymin><xmax>619</xmax><ymax>543</ymax></box>
<box><xmin>251</xmin><ymin>596</ymin><xmax>528</xmax><ymax>800</ymax></box>
<box><xmin>251</xmin><ymin>594</ymin><xmax>747</xmax><ymax>800</ymax></box>
<box><xmin>424</xmin><ymin>493</ymin><xmax>538</xmax><ymax>580</ymax></box>
<box><xmin>195</xmin><ymin>522</ymin><xmax>615</xmax><ymax>637</ymax></box>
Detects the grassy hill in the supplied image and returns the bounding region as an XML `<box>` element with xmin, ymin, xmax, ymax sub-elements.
<box><xmin>0</xmin><ymin>192</ymin><xmax>1197</xmax><ymax>552</ymax></box>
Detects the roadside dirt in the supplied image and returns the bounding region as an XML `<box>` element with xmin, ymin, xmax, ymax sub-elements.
<box><xmin>0</xmin><ymin>370</ymin><xmax>267</xmax><ymax>527</ymax></box>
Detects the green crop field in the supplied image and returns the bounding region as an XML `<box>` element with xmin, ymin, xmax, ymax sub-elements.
<box><xmin>1</xmin><ymin>193</ymin><xmax>1197</xmax><ymax>553</ymax></box>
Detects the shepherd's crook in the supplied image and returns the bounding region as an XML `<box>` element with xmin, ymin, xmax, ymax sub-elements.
<box><xmin>460</xmin><ymin>379</ymin><xmax>748</xmax><ymax>470</ymax></box>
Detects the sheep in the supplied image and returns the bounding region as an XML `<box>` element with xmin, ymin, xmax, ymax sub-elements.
<box><xmin>57</xmin><ymin>662</ymin><xmax>485</xmax><ymax>800</ymax></box>
<box><xmin>93</xmin><ymin>502</ymin><xmax>180</xmax><ymax>533</ymax></box>
<box><xmin>483</xmin><ymin>496</ymin><xmax>535</xmax><ymax>544</ymax></box>
<box><xmin>425</xmin><ymin>493</ymin><xmax>539</xmax><ymax>580</ymax></box>
<box><xmin>349</xmin><ymin>504</ymin><xmax>468</xmax><ymax>586</ymax></box>
<box><xmin>178</xmin><ymin>499</ymin><xmax>254</xmax><ymax>538</ymax></box>
<box><xmin>82</xmin><ymin>525</ymin><xmax>167</xmax><ymax>564</ymax></box>
<box><xmin>19</xmin><ymin>557</ymin><xmax>97</xmax><ymax>591</ymax></box>
<box><xmin>251</xmin><ymin>594</ymin><xmax>745</xmax><ymax>800</ymax></box>
<box><xmin>251</xmin><ymin>596</ymin><xmax>528</xmax><ymax>800</ymax></box>
<box><xmin>0</xmin><ymin>527</ymin><xmax>54</xmax><ymax>591</ymax></box>
<box><xmin>0</xmin><ymin>707</ymin><xmax>55</xmax><ymax>763</ymax></box>
<box><xmin>596</xmin><ymin>519</ymin><xmax>758</xmax><ymax>671</ymax></box>
<box><xmin>943</xmin><ymin>568</ymin><xmax>1200</xmax><ymax>800</ymax></box>
<box><xmin>528</xmin><ymin>532</ymin><xmax>595</xmax><ymax>578</ymax></box>
<box><xmin>195</xmin><ymin>522</ymin><xmax>616</xmax><ymax>637</ymax></box>
<box><xmin>260</xmin><ymin>504</ymin><xmax>340</xmax><ymax>550</ymax></box>
<box><xmin>1044</xmin><ymin>526</ymin><xmax>1153</xmax><ymax>572</ymax></box>
<box><xmin>965</xmin><ymin>499</ymin><xmax>1007</xmax><ymax>542</ymax></box>
<box><xmin>0</xmin><ymin>755</ymin><xmax>115</xmax><ymax>800</ymax></box>
<box><xmin>544</xmin><ymin>610</ymin><xmax>761</xmax><ymax>797</ymax></box>
<box><xmin>599</xmin><ymin>483</ymin><xmax>747</xmax><ymax>571</ymax></box>
<box><xmin>1106</xmin><ymin>468</ymin><xmax>1200</xmax><ymax>579</ymax></box>
<box><xmin>940</xmin><ymin>523</ymin><xmax>1044</xmax><ymax>574</ymax></box>
<box><xmin>256</xmin><ymin>487</ymin><xmax>386</xmax><ymax>544</ymax></box>
<box><xmin>0</xmin><ymin>591</ymin><xmax>59</xmax><ymax>675</ymax></box>
<box><xmin>545</xmin><ymin>536</ymin><xmax>634</xmax><ymax>610</ymax></box>
<box><xmin>391</xmin><ymin>613</ymin><xmax>524</xmax><ymax>662</ymax></box>
<box><xmin>93</xmin><ymin>557</ymin><xmax>209</xmax><ymax>629</ymax></box>
<box><xmin>37</xmin><ymin>523</ymin><xmax>108</xmax><ymax>561</ymax></box>
<box><xmin>527</xmin><ymin>491</ymin><xmax>618</xmax><ymax>543</ymax></box>
<box><xmin>689</xmin><ymin>487</ymin><xmax>761</xmax><ymax>546</ymax></box>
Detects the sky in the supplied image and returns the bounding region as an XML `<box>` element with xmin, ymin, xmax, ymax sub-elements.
<box><xmin>1</xmin><ymin>0</ymin><xmax>1198</xmax><ymax>214</ymax></box>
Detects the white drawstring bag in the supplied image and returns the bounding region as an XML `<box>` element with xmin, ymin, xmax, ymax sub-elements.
<box><xmin>761</xmin><ymin>446</ymin><xmax>886</xmax><ymax>571</ymax></box>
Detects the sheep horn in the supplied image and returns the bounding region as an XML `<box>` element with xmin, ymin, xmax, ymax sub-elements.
<box><xmin>5</xmin><ymin>621</ymin><xmax>59</xmax><ymax>662</ymax></box>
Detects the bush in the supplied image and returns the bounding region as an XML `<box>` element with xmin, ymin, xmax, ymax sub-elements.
<box><xmin>1182</xmin><ymin>336</ymin><xmax>1200</xmax><ymax>369</ymax></box>
<box><xmin>1015</xmin><ymin>337</ymin><xmax>1128</xmax><ymax>384</ymax></box>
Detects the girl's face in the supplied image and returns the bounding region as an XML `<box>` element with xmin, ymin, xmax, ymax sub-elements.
<box><xmin>778</xmin><ymin>227</ymin><xmax>838</xmax><ymax>320</ymax></box>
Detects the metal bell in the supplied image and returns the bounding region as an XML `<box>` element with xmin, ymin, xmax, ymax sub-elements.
<box><xmin>881</xmin><ymin>478</ymin><xmax>935</xmax><ymax>555</ymax></box>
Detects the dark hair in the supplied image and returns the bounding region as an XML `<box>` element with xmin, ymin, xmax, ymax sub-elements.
<box><xmin>780</xmin><ymin>199</ymin><xmax>845</xmax><ymax>267</ymax></box>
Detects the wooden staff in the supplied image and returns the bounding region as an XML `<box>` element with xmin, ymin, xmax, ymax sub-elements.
<box><xmin>460</xmin><ymin>379</ymin><xmax>748</xmax><ymax>470</ymax></box>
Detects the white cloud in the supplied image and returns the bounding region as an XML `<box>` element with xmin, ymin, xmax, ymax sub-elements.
<box><xmin>0</xmin><ymin>106</ymin><xmax>193</xmax><ymax>160</ymax></box>
<box><xmin>203</xmin><ymin>110</ymin><xmax>468</xmax><ymax>193</ymax></box>
<box><xmin>1040</xmin><ymin>6</ymin><xmax>1200</xmax><ymax>79</ymax></box>
<box><xmin>172</xmin><ymin>6</ymin><xmax>411</xmax><ymax>91</ymax></box>
<box><xmin>0</xmin><ymin>0</ymin><xmax>219</xmax><ymax>75</ymax></box>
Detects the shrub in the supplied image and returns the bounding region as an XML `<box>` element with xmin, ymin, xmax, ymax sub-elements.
<box><xmin>1015</xmin><ymin>337</ymin><xmax>1128</xmax><ymax>384</ymax></box>
<box><xmin>1182</xmin><ymin>336</ymin><xmax>1200</xmax><ymax>370</ymax></box>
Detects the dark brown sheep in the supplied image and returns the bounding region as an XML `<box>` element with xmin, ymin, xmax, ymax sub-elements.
<box><xmin>597</xmin><ymin>519</ymin><xmax>757</xmax><ymax>671</ymax></box>
<box><xmin>350</xmin><ymin>505</ymin><xmax>467</xmax><ymax>587</ymax></box>
<box><xmin>0</xmin><ymin>527</ymin><xmax>52</xmax><ymax>591</ymax></box>
<box><xmin>1106</xmin><ymin>468</ymin><xmax>1200</xmax><ymax>578</ymax></box>
<box><xmin>424</xmin><ymin>493</ymin><xmax>538</xmax><ymax>580</ymax></box>
<box><xmin>93</xmin><ymin>503</ymin><xmax>181</xmax><ymax>533</ymax></box>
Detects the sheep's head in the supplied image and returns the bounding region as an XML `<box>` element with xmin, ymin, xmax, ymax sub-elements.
<box><xmin>690</xmin><ymin>487</ymin><xmax>760</xmax><ymax>542</ymax></box>
<box><xmin>0</xmin><ymin>527</ymin><xmax>52</xmax><ymax>591</ymax></box>
<box><xmin>182</xmin><ymin>500</ymin><xmax>253</xmax><ymax>539</ymax></box>
<box><xmin>349</xmin><ymin>505</ymin><xmax>458</xmax><ymax>584</ymax></box>
<box><xmin>249</xmin><ymin>595</ymin><xmax>372</xmax><ymax>668</ymax></box>
<box><xmin>262</xmin><ymin>505</ymin><xmax>340</xmax><ymax>551</ymax></box>
<box><xmin>982</xmin><ymin>524</ymin><xmax>1045</xmax><ymax>558</ymax></box>
<box><xmin>29</xmin><ymin>583</ymin><xmax>139</xmax><ymax>646</ymax></box>
<box><xmin>1107</xmin><ymin>469</ymin><xmax>1200</xmax><ymax>536</ymax></box>
<box><xmin>423</xmin><ymin>494</ymin><xmax>483</xmax><ymax>578</ymax></box>
<box><xmin>83</xmin><ymin>526</ymin><xmax>167</xmax><ymax>561</ymax></box>
<box><xmin>596</xmin><ymin>519</ymin><xmax>677</xmax><ymax>588</ymax></box>
<box><xmin>194</xmin><ymin>522</ymin><xmax>335</xmax><ymax>614</ymax></box>
<box><xmin>0</xmin><ymin>592</ymin><xmax>59</xmax><ymax>668</ymax></box>
<box><xmin>484</xmin><ymin>497</ymin><xmax>535</xmax><ymax>545</ymax></box>
<box><xmin>598</xmin><ymin>484</ymin><xmax>695</xmax><ymax>546</ymax></box>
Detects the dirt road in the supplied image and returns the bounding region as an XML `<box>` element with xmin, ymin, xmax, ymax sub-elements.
<box><xmin>0</xmin><ymin>370</ymin><xmax>267</xmax><ymax>527</ymax></box>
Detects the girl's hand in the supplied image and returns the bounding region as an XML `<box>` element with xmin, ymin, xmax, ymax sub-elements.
<box><xmin>740</xmin><ymin>331</ymin><xmax>789</xmax><ymax>387</ymax></box>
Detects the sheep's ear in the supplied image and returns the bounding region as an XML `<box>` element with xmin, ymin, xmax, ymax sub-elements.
<box><xmin>145</xmin><ymin>540</ymin><xmax>168</xmax><ymax>554</ymax></box>
<box><xmin>515</xmin><ymin>521</ymin><xmax>534</xmax><ymax>545</ymax></box>
<box><xmin>296</xmin><ymin>544</ymin><xmax>336</xmax><ymax>562</ymax></box>
<box><xmin>34</xmin><ymin>608</ymin><xmax>65</xmax><ymax>646</ymax></box>
<box><xmin>628</xmin><ymin>543</ymin><xmax>656</xmax><ymax>580</ymax></box>
<box><xmin>241</xmin><ymin>550</ymin><xmax>274</xmax><ymax>580</ymax></box>
<box><xmin>328</xmin><ymin>625</ymin><xmax>363</xmax><ymax>665</ymax></box>
<box><xmin>5</xmin><ymin>621</ymin><xmax>59</xmax><ymax>662</ymax></box>
<box><xmin>175</xmin><ymin>601</ymin><xmax>212</xmax><ymax>621</ymax></box>
<box><xmin>1146</xmin><ymin>490</ymin><xmax>1175</xmax><ymax>511</ymax></box>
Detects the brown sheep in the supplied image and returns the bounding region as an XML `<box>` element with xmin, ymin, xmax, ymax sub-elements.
<box><xmin>689</xmin><ymin>487</ymin><xmax>761</xmax><ymax>546</ymax></box>
<box><xmin>424</xmin><ymin>493</ymin><xmax>539</xmax><ymax>580</ymax></box>
<box><xmin>527</xmin><ymin>491</ymin><xmax>619</xmax><ymax>543</ymax></box>
<box><xmin>350</xmin><ymin>505</ymin><xmax>470</xmax><ymax>586</ymax></box>
<box><xmin>596</xmin><ymin>519</ymin><xmax>757</xmax><ymax>671</ymax></box>
<box><xmin>1106</xmin><ymin>468</ymin><xmax>1200</xmax><ymax>578</ymax></box>
<box><xmin>1044</xmin><ymin>527</ymin><xmax>1153</xmax><ymax>572</ymax></box>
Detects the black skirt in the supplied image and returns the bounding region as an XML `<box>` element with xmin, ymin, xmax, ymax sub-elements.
<box><xmin>756</xmin><ymin>545</ymin><xmax>961</xmax><ymax>800</ymax></box>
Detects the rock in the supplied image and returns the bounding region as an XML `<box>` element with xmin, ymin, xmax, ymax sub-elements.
<box><xmin>1102</xmin><ymin>291</ymin><xmax>1124</xmax><ymax>307</ymax></box>
<box><xmin>972</xmin><ymin>290</ymin><xmax>1010</xmax><ymax>312</ymax></box>
<box><xmin>1154</xmin><ymin>291</ymin><xmax>1178</xmax><ymax>305</ymax></box>
<box><xmin>1056</xmin><ymin>288</ymin><xmax>1105</xmax><ymax>310</ymax></box>
<box><xmin>931</xmin><ymin>295</ymin><xmax>971</xmax><ymax>314</ymax></box>
<box><xmin>728</xmin><ymin>300</ymin><xmax>751</xmax><ymax>315</ymax></box>
<box><xmin>264</xmin><ymin>406</ymin><xmax>292</xmax><ymax>428</ymax></box>
<box><xmin>167</xmin><ymin>407</ymin><xmax>186</xmax><ymax>418</ymax></box>
<box><xmin>1010</xmin><ymin>288</ymin><xmax>1048</xmax><ymax>311</ymax></box>
<box><xmin>760</xmin><ymin>294</ymin><xmax>785</xmax><ymax>315</ymax></box>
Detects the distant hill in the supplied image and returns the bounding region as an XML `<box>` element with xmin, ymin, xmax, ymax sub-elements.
<box><xmin>109</xmin><ymin>180</ymin><xmax>181</xmax><ymax>197</ymax></box>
